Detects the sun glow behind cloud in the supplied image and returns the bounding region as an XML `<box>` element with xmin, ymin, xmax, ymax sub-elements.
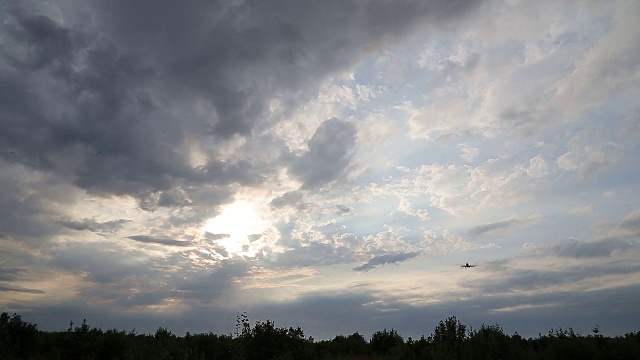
<box><xmin>203</xmin><ymin>200</ymin><xmax>272</xmax><ymax>257</ymax></box>
<box><xmin>1</xmin><ymin>0</ymin><xmax>639</xmax><ymax>340</ymax></box>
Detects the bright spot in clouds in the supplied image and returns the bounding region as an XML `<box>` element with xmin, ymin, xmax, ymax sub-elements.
<box><xmin>203</xmin><ymin>201</ymin><xmax>271</xmax><ymax>257</ymax></box>
<box><xmin>1</xmin><ymin>0</ymin><xmax>639</xmax><ymax>341</ymax></box>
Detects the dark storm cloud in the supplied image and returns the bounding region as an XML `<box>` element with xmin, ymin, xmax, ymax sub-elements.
<box><xmin>353</xmin><ymin>251</ymin><xmax>421</xmax><ymax>272</ymax></box>
<box><xmin>59</xmin><ymin>218</ymin><xmax>131</xmax><ymax>234</ymax></box>
<box><xmin>1</xmin><ymin>0</ymin><xmax>482</xmax><ymax>205</ymax></box>
<box><xmin>0</xmin><ymin>4</ymin><xmax>250</xmax><ymax>204</ymax></box>
<box><xmin>0</xmin><ymin>8</ymin><xmax>183</xmax><ymax>197</ymax></box>
<box><xmin>1</xmin><ymin>7</ymin><xmax>75</xmax><ymax>72</ymax></box>
<box><xmin>288</xmin><ymin>118</ymin><xmax>357</xmax><ymax>189</ymax></box>
<box><xmin>127</xmin><ymin>235</ymin><xmax>192</xmax><ymax>247</ymax></box>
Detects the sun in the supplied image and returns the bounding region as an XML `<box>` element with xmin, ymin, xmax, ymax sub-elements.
<box><xmin>202</xmin><ymin>200</ymin><xmax>271</xmax><ymax>257</ymax></box>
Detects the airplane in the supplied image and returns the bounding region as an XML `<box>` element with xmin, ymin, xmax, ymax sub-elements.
<box><xmin>461</xmin><ymin>263</ymin><xmax>477</xmax><ymax>268</ymax></box>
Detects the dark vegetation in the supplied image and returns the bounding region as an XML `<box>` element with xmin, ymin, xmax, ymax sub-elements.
<box><xmin>1</xmin><ymin>311</ymin><xmax>639</xmax><ymax>359</ymax></box>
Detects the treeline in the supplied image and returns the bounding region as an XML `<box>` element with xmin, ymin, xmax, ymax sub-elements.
<box><xmin>1</xmin><ymin>311</ymin><xmax>639</xmax><ymax>360</ymax></box>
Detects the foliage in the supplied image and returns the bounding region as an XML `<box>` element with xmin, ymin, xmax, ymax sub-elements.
<box><xmin>316</xmin><ymin>332</ymin><xmax>368</xmax><ymax>359</ymax></box>
<box><xmin>1</xmin><ymin>310</ymin><xmax>639</xmax><ymax>360</ymax></box>
<box><xmin>429</xmin><ymin>316</ymin><xmax>466</xmax><ymax>360</ymax></box>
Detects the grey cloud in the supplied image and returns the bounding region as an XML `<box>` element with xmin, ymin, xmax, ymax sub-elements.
<box><xmin>3</xmin><ymin>0</ymin><xmax>640</xmax><ymax>341</ymax></box>
<box><xmin>0</xmin><ymin>264</ymin><xmax>25</xmax><ymax>282</ymax></box>
<box><xmin>267</xmin><ymin>240</ymin><xmax>355</xmax><ymax>268</ymax></box>
<box><xmin>620</xmin><ymin>209</ymin><xmax>640</xmax><ymax>236</ymax></box>
<box><xmin>436</xmin><ymin>52</ymin><xmax>480</xmax><ymax>83</ymax></box>
<box><xmin>270</xmin><ymin>191</ymin><xmax>305</xmax><ymax>209</ymax></box>
<box><xmin>586</xmin><ymin>209</ymin><xmax>640</xmax><ymax>242</ymax></box>
<box><xmin>336</xmin><ymin>205</ymin><xmax>355</xmax><ymax>215</ymax></box>
<box><xmin>59</xmin><ymin>218</ymin><xmax>131</xmax><ymax>234</ymax></box>
<box><xmin>245</xmin><ymin>280</ymin><xmax>640</xmax><ymax>340</ymax></box>
<box><xmin>289</xmin><ymin>118</ymin><xmax>357</xmax><ymax>189</ymax></box>
<box><xmin>138</xmin><ymin>188</ymin><xmax>200</xmax><ymax>212</ymax></box>
<box><xmin>353</xmin><ymin>251</ymin><xmax>421</xmax><ymax>272</ymax></box>
<box><xmin>45</xmin><ymin>243</ymin><xmax>246</xmax><ymax>309</ymax></box>
<box><xmin>2</xmin><ymin>6</ymin><xmax>75</xmax><ymax>72</ymax></box>
<box><xmin>214</xmin><ymin>247</ymin><xmax>229</xmax><ymax>258</ymax></box>
<box><xmin>49</xmin><ymin>244</ymin><xmax>154</xmax><ymax>285</ymax></box>
<box><xmin>205</xmin><ymin>232</ymin><xmax>230</xmax><ymax>241</ymax></box>
<box><xmin>158</xmin><ymin>189</ymin><xmax>192</xmax><ymax>207</ymax></box>
<box><xmin>13</xmin><ymin>280</ymin><xmax>640</xmax><ymax>340</ymax></box>
<box><xmin>0</xmin><ymin>5</ymin><xmax>252</xmax><ymax>203</ymax></box>
<box><xmin>468</xmin><ymin>216</ymin><xmax>539</xmax><ymax>235</ymax></box>
<box><xmin>435</xmin><ymin>133</ymin><xmax>460</xmax><ymax>142</ymax></box>
<box><xmin>8</xmin><ymin>256</ymin><xmax>249</xmax><ymax>331</ymax></box>
<box><xmin>550</xmin><ymin>238</ymin><xmax>633</xmax><ymax>258</ymax></box>
<box><xmin>468</xmin><ymin>259</ymin><xmax>640</xmax><ymax>295</ymax></box>
<box><xmin>176</xmin><ymin>259</ymin><xmax>249</xmax><ymax>302</ymax></box>
<box><xmin>127</xmin><ymin>235</ymin><xmax>192</xmax><ymax>247</ymax></box>
<box><xmin>248</xmin><ymin>234</ymin><xmax>261</xmax><ymax>242</ymax></box>
<box><xmin>0</xmin><ymin>0</ymin><xmax>481</xmax><ymax>210</ymax></box>
<box><xmin>82</xmin><ymin>249</ymin><xmax>220</xmax><ymax>305</ymax></box>
<box><xmin>246</xmin><ymin>291</ymin><xmax>383</xmax><ymax>340</ymax></box>
<box><xmin>0</xmin><ymin>166</ymin><xmax>63</xmax><ymax>241</ymax></box>
<box><xmin>116</xmin><ymin>290</ymin><xmax>180</xmax><ymax>308</ymax></box>
<box><xmin>0</xmin><ymin>283</ymin><xmax>45</xmax><ymax>294</ymax></box>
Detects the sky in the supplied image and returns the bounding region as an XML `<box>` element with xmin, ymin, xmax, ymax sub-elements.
<box><xmin>1</xmin><ymin>0</ymin><xmax>639</xmax><ymax>340</ymax></box>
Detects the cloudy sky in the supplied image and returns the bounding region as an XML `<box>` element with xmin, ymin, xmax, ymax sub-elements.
<box><xmin>1</xmin><ymin>0</ymin><xmax>639</xmax><ymax>339</ymax></box>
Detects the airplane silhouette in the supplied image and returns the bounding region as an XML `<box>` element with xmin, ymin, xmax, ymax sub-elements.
<box><xmin>461</xmin><ymin>263</ymin><xmax>477</xmax><ymax>268</ymax></box>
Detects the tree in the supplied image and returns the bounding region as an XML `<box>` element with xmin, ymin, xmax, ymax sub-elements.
<box><xmin>467</xmin><ymin>324</ymin><xmax>513</xmax><ymax>360</ymax></box>
<box><xmin>430</xmin><ymin>316</ymin><xmax>466</xmax><ymax>360</ymax></box>
<box><xmin>0</xmin><ymin>313</ymin><xmax>39</xmax><ymax>359</ymax></box>
<box><xmin>240</xmin><ymin>319</ymin><xmax>314</xmax><ymax>360</ymax></box>
<box><xmin>370</xmin><ymin>328</ymin><xmax>404</xmax><ymax>356</ymax></box>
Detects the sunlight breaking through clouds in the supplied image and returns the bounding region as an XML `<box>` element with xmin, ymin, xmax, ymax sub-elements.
<box><xmin>0</xmin><ymin>0</ymin><xmax>639</xmax><ymax>340</ymax></box>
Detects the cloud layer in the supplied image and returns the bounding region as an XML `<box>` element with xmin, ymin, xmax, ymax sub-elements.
<box><xmin>1</xmin><ymin>0</ymin><xmax>639</xmax><ymax>339</ymax></box>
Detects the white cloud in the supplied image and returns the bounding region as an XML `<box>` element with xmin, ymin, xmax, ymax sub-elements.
<box><xmin>410</xmin><ymin>157</ymin><xmax>547</xmax><ymax>216</ymax></box>
<box><xmin>553</xmin><ymin>0</ymin><xmax>640</xmax><ymax>119</ymax></box>
<box><xmin>526</xmin><ymin>155</ymin><xmax>548</xmax><ymax>178</ymax></box>
<box><xmin>459</xmin><ymin>144</ymin><xmax>479</xmax><ymax>162</ymax></box>
<box><xmin>397</xmin><ymin>197</ymin><xmax>430</xmax><ymax>222</ymax></box>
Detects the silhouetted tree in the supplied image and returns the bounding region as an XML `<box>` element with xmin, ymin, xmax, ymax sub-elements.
<box><xmin>430</xmin><ymin>316</ymin><xmax>466</xmax><ymax>360</ymax></box>
<box><xmin>466</xmin><ymin>324</ymin><xmax>514</xmax><ymax>360</ymax></box>
<box><xmin>239</xmin><ymin>319</ymin><xmax>315</xmax><ymax>360</ymax></box>
<box><xmin>370</xmin><ymin>328</ymin><xmax>405</xmax><ymax>357</ymax></box>
<box><xmin>0</xmin><ymin>312</ymin><xmax>39</xmax><ymax>359</ymax></box>
<box><xmin>317</xmin><ymin>332</ymin><xmax>368</xmax><ymax>359</ymax></box>
<box><xmin>2</xmin><ymin>310</ymin><xmax>639</xmax><ymax>360</ymax></box>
